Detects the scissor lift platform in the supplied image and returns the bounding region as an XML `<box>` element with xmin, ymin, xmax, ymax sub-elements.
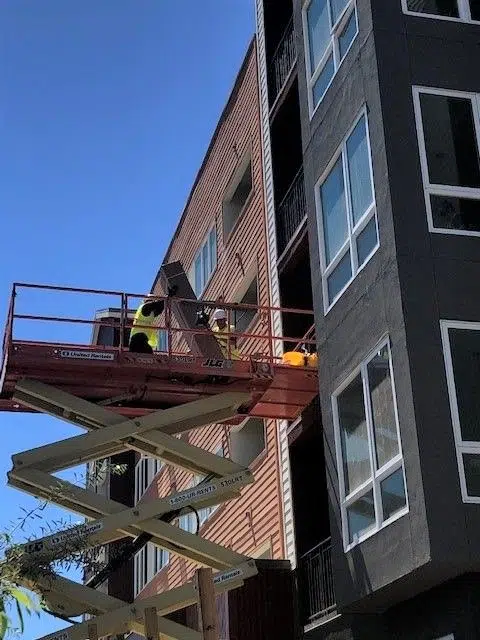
<box><xmin>0</xmin><ymin>283</ymin><xmax>318</xmax><ymax>421</ymax></box>
<box><xmin>0</xmin><ymin>283</ymin><xmax>318</xmax><ymax>639</ymax></box>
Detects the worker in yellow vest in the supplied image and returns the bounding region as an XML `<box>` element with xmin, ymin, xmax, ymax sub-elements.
<box><xmin>211</xmin><ymin>308</ymin><xmax>240</xmax><ymax>360</ymax></box>
<box><xmin>129</xmin><ymin>294</ymin><xmax>165</xmax><ymax>354</ymax></box>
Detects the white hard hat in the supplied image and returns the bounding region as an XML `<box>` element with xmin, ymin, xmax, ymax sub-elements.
<box><xmin>212</xmin><ymin>308</ymin><xmax>227</xmax><ymax>321</ymax></box>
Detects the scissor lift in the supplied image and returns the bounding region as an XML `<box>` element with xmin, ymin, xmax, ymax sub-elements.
<box><xmin>0</xmin><ymin>283</ymin><xmax>318</xmax><ymax>640</ymax></box>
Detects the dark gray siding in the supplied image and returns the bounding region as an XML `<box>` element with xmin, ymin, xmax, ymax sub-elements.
<box><xmin>372</xmin><ymin>0</ymin><xmax>480</xmax><ymax>581</ymax></box>
<box><xmin>293</xmin><ymin>0</ymin><xmax>431</xmax><ymax>611</ymax></box>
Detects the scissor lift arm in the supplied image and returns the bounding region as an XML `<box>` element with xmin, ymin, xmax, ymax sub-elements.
<box><xmin>7</xmin><ymin>380</ymin><xmax>259</xmax><ymax>639</ymax></box>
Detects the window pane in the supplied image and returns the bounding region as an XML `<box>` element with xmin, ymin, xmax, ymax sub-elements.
<box><xmin>406</xmin><ymin>0</ymin><xmax>459</xmax><ymax>16</ymax></box>
<box><xmin>356</xmin><ymin>216</ymin><xmax>378</xmax><ymax>265</ymax></box>
<box><xmin>338</xmin><ymin>374</ymin><xmax>371</xmax><ymax>494</ymax></box>
<box><xmin>448</xmin><ymin>328</ymin><xmax>480</xmax><ymax>442</ymax></box>
<box><xmin>347</xmin><ymin>116</ymin><xmax>374</xmax><ymax>225</ymax></box>
<box><xmin>321</xmin><ymin>157</ymin><xmax>348</xmax><ymax>264</ymax></box>
<box><xmin>209</xmin><ymin>229</ymin><xmax>217</xmax><ymax>272</ymax></box>
<box><xmin>339</xmin><ymin>8</ymin><xmax>357</xmax><ymax>59</ymax></box>
<box><xmin>367</xmin><ymin>344</ymin><xmax>399</xmax><ymax>469</ymax></box>
<box><xmin>307</xmin><ymin>0</ymin><xmax>331</xmax><ymax>74</ymax></box>
<box><xmin>194</xmin><ymin>255</ymin><xmax>202</xmax><ymax>295</ymax></box>
<box><xmin>330</xmin><ymin>0</ymin><xmax>349</xmax><ymax>24</ymax></box>
<box><xmin>202</xmin><ymin>243</ymin><xmax>209</xmax><ymax>285</ymax></box>
<box><xmin>463</xmin><ymin>453</ymin><xmax>480</xmax><ymax>496</ymax></box>
<box><xmin>430</xmin><ymin>195</ymin><xmax>480</xmax><ymax>232</ymax></box>
<box><xmin>327</xmin><ymin>250</ymin><xmax>351</xmax><ymax>303</ymax></box>
<box><xmin>381</xmin><ymin>468</ymin><xmax>407</xmax><ymax>521</ymax></box>
<box><xmin>312</xmin><ymin>53</ymin><xmax>335</xmax><ymax>106</ymax></box>
<box><xmin>471</xmin><ymin>0</ymin><xmax>480</xmax><ymax>21</ymax></box>
<box><xmin>347</xmin><ymin>490</ymin><xmax>375</xmax><ymax>543</ymax></box>
<box><xmin>420</xmin><ymin>93</ymin><xmax>480</xmax><ymax>188</ymax></box>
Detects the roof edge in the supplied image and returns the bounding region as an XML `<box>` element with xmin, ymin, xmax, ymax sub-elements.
<box><xmin>151</xmin><ymin>35</ymin><xmax>256</xmax><ymax>293</ymax></box>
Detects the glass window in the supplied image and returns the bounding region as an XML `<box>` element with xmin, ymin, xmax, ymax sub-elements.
<box><xmin>317</xmin><ymin>112</ymin><xmax>378</xmax><ymax>310</ymax></box>
<box><xmin>405</xmin><ymin>0</ymin><xmax>480</xmax><ymax>21</ymax></box>
<box><xmin>414</xmin><ymin>89</ymin><xmax>480</xmax><ymax>234</ymax></box>
<box><xmin>223</xmin><ymin>158</ymin><xmax>253</xmax><ymax>239</ymax></box>
<box><xmin>334</xmin><ymin>340</ymin><xmax>407</xmax><ymax>547</ymax></box>
<box><xmin>190</xmin><ymin>227</ymin><xmax>217</xmax><ymax>296</ymax></box>
<box><xmin>442</xmin><ymin>322</ymin><xmax>480</xmax><ymax>502</ymax></box>
<box><xmin>304</xmin><ymin>0</ymin><xmax>358</xmax><ymax>112</ymax></box>
<box><xmin>406</xmin><ymin>0</ymin><xmax>459</xmax><ymax>17</ymax></box>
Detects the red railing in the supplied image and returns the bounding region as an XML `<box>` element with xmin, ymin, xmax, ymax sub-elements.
<box><xmin>1</xmin><ymin>283</ymin><xmax>316</xmax><ymax>368</ymax></box>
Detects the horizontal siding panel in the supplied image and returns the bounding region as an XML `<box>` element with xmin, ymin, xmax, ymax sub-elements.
<box><xmin>136</xmin><ymin>42</ymin><xmax>286</xmax><ymax>600</ymax></box>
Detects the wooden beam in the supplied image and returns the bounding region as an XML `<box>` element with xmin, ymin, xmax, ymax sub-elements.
<box><xmin>144</xmin><ymin>606</ymin><xmax>159</xmax><ymax>640</ymax></box>
<box><xmin>196</xmin><ymin>568</ymin><xmax>219</xmax><ymax>640</ymax></box>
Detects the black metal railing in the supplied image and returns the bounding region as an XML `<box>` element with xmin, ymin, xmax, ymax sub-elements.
<box><xmin>269</xmin><ymin>17</ymin><xmax>296</xmax><ymax>103</ymax></box>
<box><xmin>276</xmin><ymin>167</ymin><xmax>306</xmax><ymax>257</ymax></box>
<box><xmin>298</xmin><ymin>538</ymin><xmax>336</xmax><ymax>625</ymax></box>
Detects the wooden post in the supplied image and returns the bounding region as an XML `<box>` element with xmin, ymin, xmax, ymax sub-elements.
<box><xmin>144</xmin><ymin>606</ymin><xmax>160</xmax><ymax>640</ymax></box>
<box><xmin>87</xmin><ymin>622</ymin><xmax>98</xmax><ymax>640</ymax></box>
<box><xmin>196</xmin><ymin>567</ymin><xmax>219</xmax><ymax>640</ymax></box>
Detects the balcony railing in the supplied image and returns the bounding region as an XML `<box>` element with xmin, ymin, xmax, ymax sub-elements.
<box><xmin>298</xmin><ymin>538</ymin><xmax>336</xmax><ymax>626</ymax></box>
<box><xmin>269</xmin><ymin>17</ymin><xmax>296</xmax><ymax>104</ymax></box>
<box><xmin>276</xmin><ymin>168</ymin><xmax>306</xmax><ymax>257</ymax></box>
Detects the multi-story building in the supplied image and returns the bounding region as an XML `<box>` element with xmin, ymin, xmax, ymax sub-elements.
<box><xmin>129</xmin><ymin>38</ymin><xmax>302</xmax><ymax>633</ymax></box>
<box><xmin>256</xmin><ymin>0</ymin><xmax>480</xmax><ymax>638</ymax></box>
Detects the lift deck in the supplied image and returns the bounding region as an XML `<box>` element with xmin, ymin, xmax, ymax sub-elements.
<box><xmin>0</xmin><ymin>283</ymin><xmax>318</xmax><ymax>421</ymax></box>
<box><xmin>0</xmin><ymin>283</ymin><xmax>318</xmax><ymax>640</ymax></box>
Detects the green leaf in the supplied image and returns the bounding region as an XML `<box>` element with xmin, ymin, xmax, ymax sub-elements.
<box><xmin>0</xmin><ymin>611</ymin><xmax>8</xmax><ymax>640</ymax></box>
<box><xmin>15</xmin><ymin>600</ymin><xmax>24</xmax><ymax>633</ymax></box>
<box><xmin>10</xmin><ymin>588</ymin><xmax>35</xmax><ymax>611</ymax></box>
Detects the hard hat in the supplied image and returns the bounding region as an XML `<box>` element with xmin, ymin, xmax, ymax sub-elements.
<box><xmin>212</xmin><ymin>308</ymin><xmax>227</xmax><ymax>321</ymax></box>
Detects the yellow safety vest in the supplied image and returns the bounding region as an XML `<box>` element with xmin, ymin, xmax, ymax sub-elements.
<box><xmin>212</xmin><ymin>324</ymin><xmax>240</xmax><ymax>359</ymax></box>
<box><xmin>130</xmin><ymin>303</ymin><xmax>159</xmax><ymax>349</ymax></box>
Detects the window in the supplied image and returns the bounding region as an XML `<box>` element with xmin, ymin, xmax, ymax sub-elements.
<box><xmin>157</xmin><ymin>329</ymin><xmax>168</xmax><ymax>353</ymax></box>
<box><xmin>413</xmin><ymin>87</ymin><xmax>480</xmax><ymax>235</ymax></box>
<box><xmin>403</xmin><ymin>0</ymin><xmax>480</xmax><ymax>22</ymax></box>
<box><xmin>303</xmin><ymin>0</ymin><xmax>358</xmax><ymax>114</ymax></box>
<box><xmin>315</xmin><ymin>111</ymin><xmax>378</xmax><ymax>311</ymax></box>
<box><xmin>235</xmin><ymin>276</ymin><xmax>258</xmax><ymax>333</ymax></box>
<box><xmin>230</xmin><ymin>418</ymin><xmax>266</xmax><ymax>467</ymax></box>
<box><xmin>134</xmin><ymin>456</ymin><xmax>163</xmax><ymax>504</ymax></box>
<box><xmin>441</xmin><ymin>321</ymin><xmax>480</xmax><ymax>502</ymax></box>
<box><xmin>134</xmin><ymin>543</ymin><xmax>169</xmax><ymax>596</ymax></box>
<box><xmin>189</xmin><ymin>227</ymin><xmax>217</xmax><ymax>297</ymax></box>
<box><xmin>333</xmin><ymin>341</ymin><xmax>407</xmax><ymax>549</ymax></box>
<box><xmin>223</xmin><ymin>156</ymin><xmax>253</xmax><ymax>239</ymax></box>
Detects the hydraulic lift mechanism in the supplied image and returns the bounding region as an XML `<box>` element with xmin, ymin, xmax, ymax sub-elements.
<box><xmin>0</xmin><ymin>282</ymin><xmax>318</xmax><ymax>639</ymax></box>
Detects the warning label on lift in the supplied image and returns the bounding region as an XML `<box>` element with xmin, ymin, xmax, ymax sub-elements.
<box><xmin>169</xmin><ymin>483</ymin><xmax>216</xmax><ymax>507</ymax></box>
<box><xmin>214</xmin><ymin>567</ymin><xmax>243</xmax><ymax>584</ymax></box>
<box><xmin>59</xmin><ymin>350</ymin><xmax>115</xmax><ymax>361</ymax></box>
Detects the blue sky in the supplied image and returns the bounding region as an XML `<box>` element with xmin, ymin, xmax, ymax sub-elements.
<box><xmin>0</xmin><ymin>1</ymin><xmax>254</xmax><ymax>636</ymax></box>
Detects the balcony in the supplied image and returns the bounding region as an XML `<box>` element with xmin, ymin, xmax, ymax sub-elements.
<box><xmin>269</xmin><ymin>17</ymin><xmax>296</xmax><ymax>105</ymax></box>
<box><xmin>298</xmin><ymin>538</ymin><xmax>336</xmax><ymax>627</ymax></box>
<box><xmin>276</xmin><ymin>167</ymin><xmax>306</xmax><ymax>257</ymax></box>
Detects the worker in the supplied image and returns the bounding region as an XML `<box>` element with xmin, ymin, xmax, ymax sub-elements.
<box><xmin>211</xmin><ymin>308</ymin><xmax>240</xmax><ymax>360</ymax></box>
<box><xmin>129</xmin><ymin>294</ymin><xmax>165</xmax><ymax>354</ymax></box>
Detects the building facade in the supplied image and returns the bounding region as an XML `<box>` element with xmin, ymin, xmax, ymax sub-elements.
<box><xmin>132</xmin><ymin>38</ymin><xmax>288</xmax><ymax>606</ymax></box>
<box><xmin>256</xmin><ymin>0</ymin><xmax>480</xmax><ymax>638</ymax></box>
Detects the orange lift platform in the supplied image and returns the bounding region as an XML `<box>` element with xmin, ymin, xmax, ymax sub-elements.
<box><xmin>0</xmin><ymin>282</ymin><xmax>318</xmax><ymax>640</ymax></box>
<box><xmin>0</xmin><ymin>283</ymin><xmax>318</xmax><ymax>422</ymax></box>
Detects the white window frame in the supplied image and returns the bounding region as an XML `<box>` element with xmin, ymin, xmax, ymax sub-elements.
<box><xmin>188</xmin><ymin>227</ymin><xmax>217</xmax><ymax>297</ymax></box>
<box><xmin>134</xmin><ymin>456</ymin><xmax>164</xmax><ymax>504</ymax></box>
<box><xmin>134</xmin><ymin>542</ymin><xmax>169</xmax><ymax>596</ymax></box>
<box><xmin>332</xmin><ymin>337</ymin><xmax>408</xmax><ymax>551</ymax></box>
<box><xmin>441</xmin><ymin>319</ymin><xmax>480</xmax><ymax>503</ymax></box>
<box><xmin>302</xmin><ymin>0</ymin><xmax>359</xmax><ymax>117</ymax></box>
<box><xmin>413</xmin><ymin>86</ymin><xmax>480</xmax><ymax>237</ymax></box>
<box><xmin>315</xmin><ymin>107</ymin><xmax>379</xmax><ymax>314</ymax></box>
<box><xmin>402</xmin><ymin>0</ymin><xmax>479</xmax><ymax>23</ymax></box>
